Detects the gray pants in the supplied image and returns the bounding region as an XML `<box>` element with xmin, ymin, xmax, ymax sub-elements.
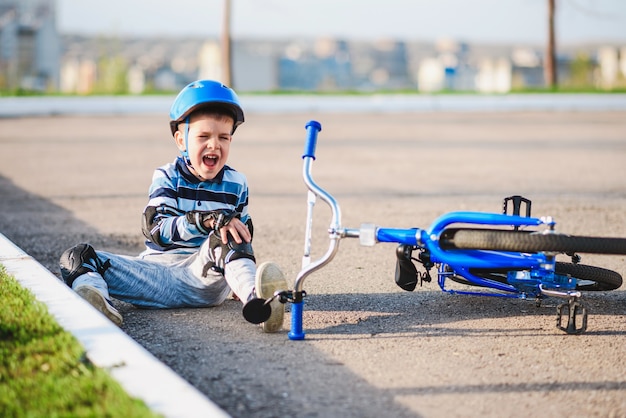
<box><xmin>73</xmin><ymin>237</ymin><xmax>256</xmax><ymax>309</ymax></box>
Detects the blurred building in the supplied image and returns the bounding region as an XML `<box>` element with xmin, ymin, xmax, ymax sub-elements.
<box><xmin>417</xmin><ymin>39</ymin><xmax>476</xmax><ymax>92</ymax></box>
<box><xmin>0</xmin><ymin>0</ymin><xmax>60</xmax><ymax>91</ymax></box>
<box><xmin>597</xmin><ymin>46</ymin><xmax>626</xmax><ymax>90</ymax></box>
<box><xmin>198</xmin><ymin>39</ymin><xmax>277</xmax><ymax>92</ymax></box>
<box><xmin>28</xmin><ymin>32</ymin><xmax>626</xmax><ymax>95</ymax></box>
<box><xmin>278</xmin><ymin>38</ymin><xmax>353</xmax><ymax>91</ymax></box>
<box><xmin>1</xmin><ymin>4</ymin><xmax>623</xmax><ymax>95</ymax></box>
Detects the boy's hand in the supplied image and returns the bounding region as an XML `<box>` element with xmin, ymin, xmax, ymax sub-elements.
<box><xmin>193</xmin><ymin>210</ymin><xmax>250</xmax><ymax>245</ymax></box>
<box><xmin>217</xmin><ymin>217</ymin><xmax>251</xmax><ymax>245</ymax></box>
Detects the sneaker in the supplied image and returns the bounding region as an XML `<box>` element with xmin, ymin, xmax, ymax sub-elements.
<box><xmin>255</xmin><ymin>262</ymin><xmax>287</xmax><ymax>333</ymax></box>
<box><xmin>75</xmin><ymin>284</ymin><xmax>123</xmax><ymax>327</ymax></box>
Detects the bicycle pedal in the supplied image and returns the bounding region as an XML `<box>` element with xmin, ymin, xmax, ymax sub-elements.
<box><xmin>556</xmin><ymin>300</ymin><xmax>588</xmax><ymax>334</ymax></box>
<box><xmin>395</xmin><ymin>245</ymin><xmax>418</xmax><ymax>291</ymax></box>
<box><xmin>503</xmin><ymin>195</ymin><xmax>532</xmax><ymax>217</ymax></box>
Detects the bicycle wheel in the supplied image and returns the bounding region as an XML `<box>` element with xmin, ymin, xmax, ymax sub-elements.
<box><xmin>554</xmin><ymin>262</ymin><xmax>622</xmax><ymax>290</ymax></box>
<box><xmin>440</xmin><ymin>228</ymin><xmax>626</xmax><ymax>255</ymax></box>
<box><xmin>448</xmin><ymin>263</ymin><xmax>622</xmax><ymax>291</ymax></box>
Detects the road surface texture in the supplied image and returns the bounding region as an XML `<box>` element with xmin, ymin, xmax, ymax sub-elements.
<box><xmin>1</xmin><ymin>111</ymin><xmax>625</xmax><ymax>417</ymax></box>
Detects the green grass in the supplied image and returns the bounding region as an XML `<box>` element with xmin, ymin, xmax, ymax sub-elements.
<box><xmin>508</xmin><ymin>86</ymin><xmax>626</xmax><ymax>94</ymax></box>
<box><xmin>0</xmin><ymin>265</ymin><xmax>161</xmax><ymax>418</ymax></box>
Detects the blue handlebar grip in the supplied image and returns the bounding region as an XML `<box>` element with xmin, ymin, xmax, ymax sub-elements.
<box><xmin>303</xmin><ymin>120</ymin><xmax>322</xmax><ymax>160</ymax></box>
<box><xmin>288</xmin><ymin>301</ymin><xmax>305</xmax><ymax>340</ymax></box>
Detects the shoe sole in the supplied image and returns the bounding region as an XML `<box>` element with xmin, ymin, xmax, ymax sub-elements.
<box><xmin>75</xmin><ymin>285</ymin><xmax>123</xmax><ymax>327</ymax></box>
<box><xmin>255</xmin><ymin>262</ymin><xmax>287</xmax><ymax>333</ymax></box>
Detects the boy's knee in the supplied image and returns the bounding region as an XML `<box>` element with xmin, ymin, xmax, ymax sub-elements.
<box><xmin>203</xmin><ymin>234</ymin><xmax>255</xmax><ymax>276</ymax></box>
<box><xmin>59</xmin><ymin>243</ymin><xmax>110</xmax><ymax>287</ymax></box>
<box><xmin>211</xmin><ymin>232</ymin><xmax>255</xmax><ymax>260</ymax></box>
<box><xmin>226</xmin><ymin>239</ymin><xmax>255</xmax><ymax>262</ymax></box>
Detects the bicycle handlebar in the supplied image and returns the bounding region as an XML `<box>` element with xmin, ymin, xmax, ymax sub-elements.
<box><xmin>294</xmin><ymin>121</ymin><xmax>342</xmax><ymax>297</ymax></box>
<box><xmin>303</xmin><ymin>120</ymin><xmax>322</xmax><ymax>160</ymax></box>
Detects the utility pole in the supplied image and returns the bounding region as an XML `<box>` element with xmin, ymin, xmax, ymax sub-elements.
<box><xmin>221</xmin><ymin>0</ymin><xmax>233</xmax><ymax>87</ymax></box>
<box><xmin>545</xmin><ymin>0</ymin><xmax>557</xmax><ymax>88</ymax></box>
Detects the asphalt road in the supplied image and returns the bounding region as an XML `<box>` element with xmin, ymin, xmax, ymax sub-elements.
<box><xmin>1</xmin><ymin>111</ymin><xmax>626</xmax><ymax>417</ymax></box>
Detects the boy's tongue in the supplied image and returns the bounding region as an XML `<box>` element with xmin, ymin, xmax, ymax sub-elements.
<box><xmin>203</xmin><ymin>155</ymin><xmax>217</xmax><ymax>168</ymax></box>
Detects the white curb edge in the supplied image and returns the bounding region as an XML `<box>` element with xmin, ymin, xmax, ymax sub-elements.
<box><xmin>0</xmin><ymin>232</ymin><xmax>229</xmax><ymax>418</ymax></box>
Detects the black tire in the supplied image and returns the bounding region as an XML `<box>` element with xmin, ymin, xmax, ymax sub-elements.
<box><xmin>440</xmin><ymin>228</ymin><xmax>626</xmax><ymax>255</ymax></box>
<box><xmin>554</xmin><ymin>262</ymin><xmax>622</xmax><ymax>290</ymax></box>
<box><xmin>448</xmin><ymin>262</ymin><xmax>622</xmax><ymax>291</ymax></box>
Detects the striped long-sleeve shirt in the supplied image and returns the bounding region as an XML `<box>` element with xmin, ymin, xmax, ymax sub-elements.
<box><xmin>142</xmin><ymin>157</ymin><xmax>250</xmax><ymax>252</ymax></box>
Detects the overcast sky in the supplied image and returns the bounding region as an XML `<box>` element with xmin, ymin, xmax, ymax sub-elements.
<box><xmin>56</xmin><ymin>0</ymin><xmax>626</xmax><ymax>45</ymax></box>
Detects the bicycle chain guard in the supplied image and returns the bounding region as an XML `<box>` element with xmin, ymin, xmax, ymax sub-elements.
<box><xmin>556</xmin><ymin>298</ymin><xmax>588</xmax><ymax>334</ymax></box>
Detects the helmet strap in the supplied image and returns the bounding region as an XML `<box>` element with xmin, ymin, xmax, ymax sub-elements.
<box><xmin>182</xmin><ymin>116</ymin><xmax>192</xmax><ymax>166</ymax></box>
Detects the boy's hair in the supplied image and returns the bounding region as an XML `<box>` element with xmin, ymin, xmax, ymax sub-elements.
<box><xmin>175</xmin><ymin>105</ymin><xmax>236</xmax><ymax>134</ymax></box>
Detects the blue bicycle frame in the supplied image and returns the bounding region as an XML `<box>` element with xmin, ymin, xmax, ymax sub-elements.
<box><xmin>287</xmin><ymin>120</ymin><xmax>582</xmax><ymax>340</ymax></box>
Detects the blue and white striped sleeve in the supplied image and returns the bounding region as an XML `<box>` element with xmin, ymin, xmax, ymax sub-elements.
<box><xmin>141</xmin><ymin>166</ymin><xmax>206</xmax><ymax>250</ymax></box>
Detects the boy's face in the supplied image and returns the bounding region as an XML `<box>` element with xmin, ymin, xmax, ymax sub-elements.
<box><xmin>175</xmin><ymin>114</ymin><xmax>234</xmax><ymax>181</ymax></box>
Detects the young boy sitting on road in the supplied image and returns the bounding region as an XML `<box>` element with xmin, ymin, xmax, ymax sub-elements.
<box><xmin>59</xmin><ymin>79</ymin><xmax>287</xmax><ymax>332</ymax></box>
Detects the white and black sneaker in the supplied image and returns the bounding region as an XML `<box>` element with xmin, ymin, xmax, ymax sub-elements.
<box><xmin>74</xmin><ymin>284</ymin><xmax>123</xmax><ymax>327</ymax></box>
<box><xmin>255</xmin><ymin>262</ymin><xmax>287</xmax><ymax>333</ymax></box>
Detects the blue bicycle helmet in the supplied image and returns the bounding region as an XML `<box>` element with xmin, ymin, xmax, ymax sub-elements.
<box><xmin>169</xmin><ymin>79</ymin><xmax>244</xmax><ymax>136</ymax></box>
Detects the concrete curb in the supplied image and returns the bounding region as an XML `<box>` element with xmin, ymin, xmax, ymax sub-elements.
<box><xmin>1</xmin><ymin>94</ymin><xmax>626</xmax><ymax>118</ymax></box>
<box><xmin>0</xmin><ymin>232</ymin><xmax>229</xmax><ymax>418</ymax></box>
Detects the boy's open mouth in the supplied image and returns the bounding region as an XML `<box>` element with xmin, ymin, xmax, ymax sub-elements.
<box><xmin>203</xmin><ymin>155</ymin><xmax>218</xmax><ymax>168</ymax></box>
